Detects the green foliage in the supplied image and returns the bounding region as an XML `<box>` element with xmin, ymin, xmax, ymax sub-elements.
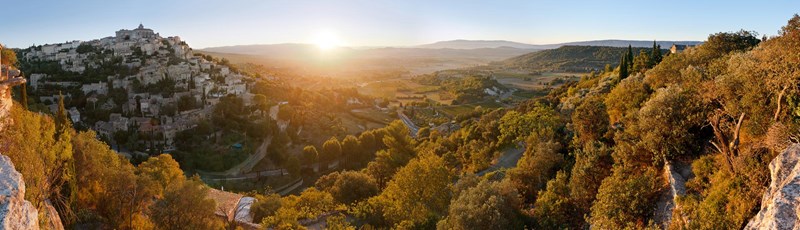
<box><xmin>262</xmin><ymin>188</ymin><xmax>340</xmax><ymax>229</ymax></box>
<box><xmin>438</xmin><ymin>180</ymin><xmax>523</xmax><ymax>230</ymax></box>
<box><xmin>498</xmin><ymin>104</ymin><xmax>561</xmax><ymax>146</ymax></box>
<box><xmin>569</xmin><ymin>141</ymin><xmax>613</xmax><ymax>218</ymax></box>
<box><xmin>604</xmin><ymin>74</ymin><xmax>650</xmax><ymax>123</ymax></box>
<box><xmin>370</xmin><ymin>153</ymin><xmax>454</xmax><ymax>228</ymax></box>
<box><xmin>321</xmin><ymin>137</ymin><xmax>342</xmax><ymax>170</ymax></box>
<box><xmin>2</xmin><ymin>105</ymin><xmax>73</xmax><ymax>222</ymax></box>
<box><xmin>590</xmin><ymin>166</ymin><xmax>662</xmax><ymax>229</ymax></box>
<box><xmin>571</xmin><ymin>95</ymin><xmax>609</xmax><ymax>144</ymax></box>
<box><xmin>672</xmin><ymin>149</ymin><xmax>770</xmax><ymax>229</ymax></box>
<box><xmin>250</xmin><ymin>193</ymin><xmax>282</xmax><ymax>224</ymax></box>
<box><xmin>316</xmin><ymin>171</ymin><xmax>379</xmax><ymax>205</ymax></box>
<box><xmin>340</xmin><ymin>135</ymin><xmax>360</xmax><ymax>169</ymax></box>
<box><xmin>507</xmin><ymin>133</ymin><xmax>563</xmax><ymax>203</ymax></box>
<box><xmin>533</xmin><ymin>171</ymin><xmax>578</xmax><ymax>229</ymax></box>
<box><xmin>302</xmin><ymin>145</ymin><xmax>319</xmax><ymax>168</ymax></box>
<box><xmin>149</xmin><ymin>177</ymin><xmax>224</xmax><ymax>230</ymax></box>
<box><xmin>638</xmin><ymin>86</ymin><xmax>705</xmax><ymax>163</ymax></box>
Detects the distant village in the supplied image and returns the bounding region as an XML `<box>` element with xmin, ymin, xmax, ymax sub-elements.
<box><xmin>20</xmin><ymin>24</ymin><xmax>254</xmax><ymax>155</ymax></box>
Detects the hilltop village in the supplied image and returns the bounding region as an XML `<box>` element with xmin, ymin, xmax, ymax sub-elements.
<box><xmin>19</xmin><ymin>24</ymin><xmax>252</xmax><ymax>156</ymax></box>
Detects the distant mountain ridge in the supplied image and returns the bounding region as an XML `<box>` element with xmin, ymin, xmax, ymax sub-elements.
<box><xmin>414</xmin><ymin>40</ymin><xmax>540</xmax><ymax>49</ymax></box>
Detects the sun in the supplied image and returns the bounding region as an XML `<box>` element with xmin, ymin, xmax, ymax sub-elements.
<box><xmin>313</xmin><ymin>30</ymin><xmax>342</xmax><ymax>51</ymax></box>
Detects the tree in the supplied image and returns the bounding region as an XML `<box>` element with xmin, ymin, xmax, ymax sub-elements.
<box><xmin>327</xmin><ymin>213</ymin><xmax>355</xmax><ymax>230</ymax></box>
<box><xmin>381</xmin><ymin>120</ymin><xmax>416</xmax><ymax>166</ymax></box>
<box><xmin>149</xmin><ymin>177</ymin><xmax>224</xmax><ymax>230</ymax></box>
<box><xmin>626</xmin><ymin>44</ymin><xmax>634</xmax><ymax>72</ymax></box>
<box><xmin>177</xmin><ymin>95</ymin><xmax>197</xmax><ymax>112</ymax></box>
<box><xmin>498</xmin><ymin>105</ymin><xmax>561</xmax><ymax>147</ymax></box>
<box><xmin>253</xmin><ymin>94</ymin><xmax>268</xmax><ymax>116</ymax></box>
<box><xmin>569</xmin><ymin>141</ymin><xmax>613</xmax><ymax>218</ymax></box>
<box><xmin>618</xmin><ymin>55</ymin><xmax>629</xmax><ymax>79</ymax></box>
<box><xmin>605</xmin><ymin>74</ymin><xmax>650</xmax><ymax>124</ymax></box>
<box><xmin>638</xmin><ymin>86</ymin><xmax>704</xmax><ymax>163</ymax></box>
<box><xmin>632</xmin><ymin>50</ymin><xmax>651</xmax><ymax>73</ymax></box>
<box><xmin>2</xmin><ymin>105</ymin><xmax>74</xmax><ymax>224</ymax></box>
<box><xmin>357</xmin><ymin>131</ymin><xmax>378</xmax><ymax>164</ymax></box>
<box><xmin>20</xmin><ymin>81</ymin><xmax>28</xmax><ymax>110</ymax></box>
<box><xmin>55</xmin><ymin>92</ymin><xmax>70</xmax><ymax>138</ymax></box>
<box><xmin>321</xmin><ymin>137</ymin><xmax>342</xmax><ymax>171</ymax></box>
<box><xmin>370</xmin><ymin>153</ymin><xmax>454</xmax><ymax>228</ymax></box>
<box><xmin>533</xmin><ymin>171</ymin><xmax>578</xmax><ymax>229</ymax></box>
<box><xmin>650</xmin><ymin>40</ymin><xmax>662</xmax><ymax>65</ymax></box>
<box><xmin>251</xmin><ymin>193</ymin><xmax>282</xmax><ymax>223</ymax></box>
<box><xmin>286</xmin><ymin>155</ymin><xmax>301</xmax><ymax>176</ymax></box>
<box><xmin>507</xmin><ymin>133</ymin><xmax>563</xmax><ymax>203</ymax></box>
<box><xmin>262</xmin><ymin>188</ymin><xmax>339</xmax><ymax>228</ymax></box>
<box><xmin>438</xmin><ymin>180</ymin><xmax>523</xmax><ymax>229</ymax></box>
<box><xmin>571</xmin><ymin>96</ymin><xmax>609</xmax><ymax>144</ymax></box>
<box><xmin>340</xmin><ymin>135</ymin><xmax>360</xmax><ymax>169</ymax></box>
<box><xmin>1</xmin><ymin>45</ymin><xmax>18</xmax><ymax>66</ymax></box>
<box><xmin>590</xmin><ymin>166</ymin><xmax>661</xmax><ymax>229</ymax></box>
<box><xmin>302</xmin><ymin>145</ymin><xmax>319</xmax><ymax>170</ymax></box>
<box><xmin>137</xmin><ymin>154</ymin><xmax>185</xmax><ymax>197</ymax></box>
<box><xmin>329</xmin><ymin>171</ymin><xmax>379</xmax><ymax>205</ymax></box>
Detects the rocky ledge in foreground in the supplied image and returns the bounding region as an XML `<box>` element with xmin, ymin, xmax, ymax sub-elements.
<box><xmin>0</xmin><ymin>154</ymin><xmax>39</xmax><ymax>230</ymax></box>
<box><xmin>747</xmin><ymin>144</ymin><xmax>800</xmax><ymax>229</ymax></box>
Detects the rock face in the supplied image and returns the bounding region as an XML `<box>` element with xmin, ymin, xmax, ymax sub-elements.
<box><xmin>0</xmin><ymin>76</ymin><xmax>26</xmax><ymax>132</ymax></box>
<box><xmin>0</xmin><ymin>154</ymin><xmax>40</xmax><ymax>230</ymax></box>
<box><xmin>746</xmin><ymin>144</ymin><xmax>800</xmax><ymax>230</ymax></box>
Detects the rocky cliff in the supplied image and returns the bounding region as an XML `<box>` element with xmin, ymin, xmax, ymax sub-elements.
<box><xmin>746</xmin><ymin>144</ymin><xmax>800</xmax><ymax>229</ymax></box>
<box><xmin>0</xmin><ymin>76</ymin><xmax>25</xmax><ymax>131</ymax></box>
<box><xmin>0</xmin><ymin>154</ymin><xmax>40</xmax><ymax>230</ymax></box>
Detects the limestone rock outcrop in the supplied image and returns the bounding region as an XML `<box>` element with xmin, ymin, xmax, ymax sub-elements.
<box><xmin>746</xmin><ymin>144</ymin><xmax>800</xmax><ymax>229</ymax></box>
<box><xmin>0</xmin><ymin>154</ymin><xmax>40</xmax><ymax>230</ymax></box>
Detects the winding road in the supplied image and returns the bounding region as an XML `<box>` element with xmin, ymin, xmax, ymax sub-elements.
<box><xmin>477</xmin><ymin>143</ymin><xmax>525</xmax><ymax>176</ymax></box>
<box><xmin>397</xmin><ymin>111</ymin><xmax>420</xmax><ymax>136</ymax></box>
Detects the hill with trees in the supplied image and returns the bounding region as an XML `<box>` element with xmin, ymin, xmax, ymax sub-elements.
<box><xmin>492</xmin><ymin>45</ymin><xmax>662</xmax><ymax>72</ymax></box>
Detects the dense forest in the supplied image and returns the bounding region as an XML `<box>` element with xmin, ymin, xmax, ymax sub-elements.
<box><xmin>3</xmin><ymin>14</ymin><xmax>800</xmax><ymax>230</ymax></box>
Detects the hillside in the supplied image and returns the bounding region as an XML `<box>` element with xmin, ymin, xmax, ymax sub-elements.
<box><xmin>559</xmin><ymin>39</ymin><xmax>702</xmax><ymax>48</ymax></box>
<box><xmin>494</xmin><ymin>45</ymin><xmax>657</xmax><ymax>72</ymax></box>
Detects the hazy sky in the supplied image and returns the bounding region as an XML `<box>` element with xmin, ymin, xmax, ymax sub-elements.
<box><xmin>2</xmin><ymin>0</ymin><xmax>799</xmax><ymax>49</ymax></box>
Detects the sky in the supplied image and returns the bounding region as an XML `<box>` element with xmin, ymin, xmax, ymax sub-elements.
<box><xmin>1</xmin><ymin>0</ymin><xmax>799</xmax><ymax>49</ymax></box>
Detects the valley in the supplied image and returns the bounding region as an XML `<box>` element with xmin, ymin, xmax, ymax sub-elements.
<box><xmin>2</xmin><ymin>2</ymin><xmax>800</xmax><ymax>230</ymax></box>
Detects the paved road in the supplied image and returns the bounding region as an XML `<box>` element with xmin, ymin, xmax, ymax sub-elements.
<box><xmin>200</xmin><ymin>136</ymin><xmax>273</xmax><ymax>177</ymax></box>
<box><xmin>397</xmin><ymin>111</ymin><xmax>419</xmax><ymax>136</ymax></box>
<box><xmin>477</xmin><ymin>143</ymin><xmax>525</xmax><ymax>176</ymax></box>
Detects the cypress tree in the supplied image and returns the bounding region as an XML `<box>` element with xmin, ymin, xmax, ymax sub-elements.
<box><xmin>626</xmin><ymin>45</ymin><xmax>634</xmax><ymax>72</ymax></box>
<box><xmin>650</xmin><ymin>41</ymin><xmax>662</xmax><ymax>66</ymax></box>
<box><xmin>55</xmin><ymin>92</ymin><xmax>70</xmax><ymax>137</ymax></box>
<box><xmin>20</xmin><ymin>82</ymin><xmax>28</xmax><ymax>110</ymax></box>
<box><xmin>655</xmin><ymin>45</ymin><xmax>662</xmax><ymax>63</ymax></box>
<box><xmin>619</xmin><ymin>55</ymin><xmax>629</xmax><ymax>79</ymax></box>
